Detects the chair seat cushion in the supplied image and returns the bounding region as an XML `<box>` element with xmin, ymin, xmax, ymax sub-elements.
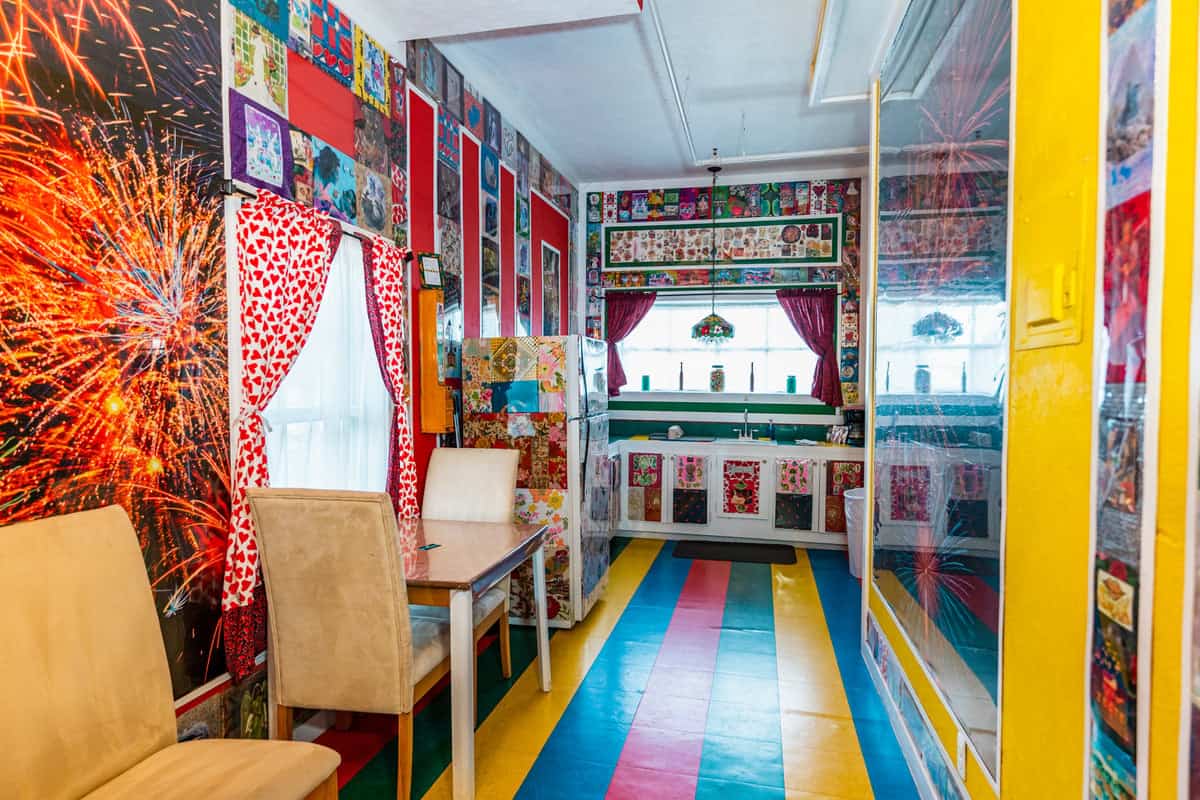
<box><xmin>411</xmin><ymin>616</ymin><xmax>452</xmax><ymax>683</ymax></box>
<box><xmin>410</xmin><ymin>585</ymin><xmax>507</xmax><ymax>628</ymax></box>
<box><xmin>82</xmin><ymin>739</ymin><xmax>339</xmax><ymax>800</ymax></box>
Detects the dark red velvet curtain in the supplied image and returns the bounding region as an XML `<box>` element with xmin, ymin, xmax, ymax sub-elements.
<box><xmin>777</xmin><ymin>288</ymin><xmax>843</xmax><ymax>407</ymax></box>
<box><xmin>604</xmin><ymin>291</ymin><xmax>656</xmax><ymax>396</ymax></box>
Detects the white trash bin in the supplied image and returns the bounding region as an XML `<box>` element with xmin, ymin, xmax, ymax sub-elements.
<box><xmin>844</xmin><ymin>487</ymin><xmax>866</xmax><ymax>579</ymax></box>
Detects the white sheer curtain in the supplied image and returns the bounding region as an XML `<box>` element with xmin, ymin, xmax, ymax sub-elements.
<box><xmin>264</xmin><ymin>235</ymin><xmax>392</xmax><ymax>491</ymax></box>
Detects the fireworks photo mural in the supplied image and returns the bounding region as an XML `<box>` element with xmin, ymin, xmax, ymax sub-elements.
<box><xmin>0</xmin><ymin>1</ymin><xmax>229</xmax><ymax>696</ymax></box>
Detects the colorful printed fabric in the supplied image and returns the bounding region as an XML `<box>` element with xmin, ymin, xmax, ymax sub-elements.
<box><xmin>951</xmin><ymin>463</ymin><xmax>990</xmax><ymax>501</ymax></box>
<box><xmin>362</xmin><ymin>238</ymin><xmax>420</xmax><ymax>518</ymax></box>
<box><xmin>223</xmin><ymin>192</ymin><xmax>339</xmax><ymax>676</ymax></box>
<box><xmin>355</xmin><ymin>162</ymin><xmax>391</xmax><ymax>238</ymax></box>
<box><xmin>722</xmin><ymin>459</ymin><xmax>761</xmax><ymax>516</ymax></box>
<box><xmin>229</xmin><ymin>90</ymin><xmax>293</xmax><ymax>199</ymax></box>
<box><xmin>673</xmin><ymin>489</ymin><xmax>708</xmax><ymax>525</ymax></box>
<box><xmin>890</xmin><ymin>465</ymin><xmax>931</xmax><ymax>522</ymax></box>
<box><xmin>629</xmin><ymin>452</ymin><xmax>663</xmax><ymax>488</ymax></box>
<box><xmin>776</xmin><ymin>458</ymin><xmax>813</xmax><ymax>495</ymax></box>
<box><xmin>354</xmin><ymin>27</ymin><xmax>389</xmax><ymax>115</ymax></box>
<box><xmin>310</xmin><ymin>136</ymin><xmax>356</xmax><ymax>223</ymax></box>
<box><xmin>232</xmin><ymin>10</ymin><xmax>287</xmax><ymax>116</ymax></box>
<box><xmin>643</xmin><ymin>487</ymin><xmax>663</xmax><ymax>522</ymax></box>
<box><xmin>289</xmin><ymin>128</ymin><xmax>313</xmax><ymax>205</ymax></box>
<box><xmin>674</xmin><ymin>455</ymin><xmax>707</xmax><ymax>490</ymax></box>
<box><xmin>287</xmin><ymin>0</ymin><xmax>311</xmax><ymax>57</ymax></box>
<box><xmin>310</xmin><ymin>0</ymin><xmax>353</xmax><ymax>87</ymax></box>
<box><xmin>511</xmin><ymin>489</ymin><xmax>571</xmax><ymax>623</ymax></box>
<box><xmin>353</xmin><ymin>101</ymin><xmax>389</xmax><ymax>173</ymax></box>
<box><xmin>774</xmin><ymin>493</ymin><xmax>813</xmax><ymax>530</ymax></box>
<box><xmin>827</xmin><ymin>460</ymin><xmax>864</xmax><ymax>496</ymax></box>
<box><xmin>825</xmin><ymin>495</ymin><xmax>846</xmax><ymax>533</ymax></box>
<box><xmin>627</xmin><ymin>486</ymin><xmax>645</xmax><ymax>520</ymax></box>
<box><xmin>463</xmin><ymin>84</ymin><xmax>485</xmax><ymax>140</ymax></box>
<box><xmin>437</xmin><ymin>104</ymin><xmax>460</xmax><ymax>169</ymax></box>
<box><xmin>231</xmin><ymin>0</ymin><xmax>289</xmax><ymax>44</ymax></box>
<box><xmin>391</xmin><ymin>165</ymin><xmax>408</xmax><ymax>229</ymax></box>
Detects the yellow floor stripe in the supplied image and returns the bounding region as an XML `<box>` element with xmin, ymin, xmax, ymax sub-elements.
<box><xmin>420</xmin><ymin>539</ymin><xmax>663</xmax><ymax>799</ymax></box>
<box><xmin>773</xmin><ymin>550</ymin><xmax>874</xmax><ymax>800</ymax></box>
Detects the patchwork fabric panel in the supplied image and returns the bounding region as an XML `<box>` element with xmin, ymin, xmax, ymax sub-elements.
<box><xmin>628</xmin><ymin>453</ymin><xmax>663</xmax><ymax>488</ymax></box>
<box><xmin>510</xmin><ymin>489</ymin><xmax>571</xmax><ymax>623</ymax></box>
<box><xmin>673</xmin><ymin>489</ymin><xmax>708</xmax><ymax>525</ymax></box>
<box><xmin>951</xmin><ymin>463</ymin><xmax>990</xmax><ymax>500</ymax></box>
<box><xmin>310</xmin><ymin>0</ymin><xmax>354</xmax><ymax>87</ymax></box>
<box><xmin>722</xmin><ymin>459</ymin><xmax>761</xmax><ymax>516</ymax></box>
<box><xmin>488</xmin><ymin>380</ymin><xmax>538</xmax><ymax>413</ymax></box>
<box><xmin>776</xmin><ymin>458</ymin><xmax>813</xmax><ymax>495</ymax></box>
<box><xmin>825</xmin><ymin>495</ymin><xmax>846</xmax><ymax>533</ymax></box>
<box><xmin>947</xmin><ymin>498</ymin><xmax>989</xmax><ymax>538</ymax></box>
<box><xmin>827</xmin><ymin>460</ymin><xmax>864</xmax><ymax>496</ymax></box>
<box><xmin>232</xmin><ymin>10</ymin><xmax>288</xmax><ymax>116</ymax></box>
<box><xmin>674</xmin><ymin>455</ymin><xmax>707</xmax><ymax>490</ymax></box>
<box><xmin>627</xmin><ymin>486</ymin><xmax>645</xmax><ymax>520</ymax></box>
<box><xmin>354</xmin><ymin>27</ymin><xmax>390</xmax><ymax>114</ymax></box>
<box><xmin>643</xmin><ymin>487</ymin><xmax>662</xmax><ymax>522</ymax></box>
<box><xmin>889</xmin><ymin>465</ymin><xmax>931</xmax><ymax>522</ymax></box>
<box><xmin>775</xmin><ymin>493</ymin><xmax>814</xmax><ymax>530</ymax></box>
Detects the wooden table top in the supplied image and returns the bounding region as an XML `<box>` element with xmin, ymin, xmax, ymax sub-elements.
<box><xmin>397</xmin><ymin>518</ymin><xmax>549</xmax><ymax>595</ymax></box>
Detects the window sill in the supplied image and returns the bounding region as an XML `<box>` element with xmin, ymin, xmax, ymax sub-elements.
<box><xmin>612</xmin><ymin>390</ymin><xmax>828</xmax><ymax>406</ymax></box>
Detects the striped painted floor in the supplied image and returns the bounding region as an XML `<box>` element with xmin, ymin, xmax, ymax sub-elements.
<box><xmin>319</xmin><ymin>539</ymin><xmax>919</xmax><ymax>799</ymax></box>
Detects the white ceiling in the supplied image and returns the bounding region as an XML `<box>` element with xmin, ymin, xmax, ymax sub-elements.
<box><xmin>346</xmin><ymin>0</ymin><xmax>907</xmax><ymax>183</ymax></box>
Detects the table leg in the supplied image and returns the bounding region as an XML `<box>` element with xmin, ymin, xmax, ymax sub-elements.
<box><xmin>449</xmin><ymin>588</ymin><xmax>475</xmax><ymax>800</ymax></box>
<box><xmin>532</xmin><ymin>545</ymin><xmax>552</xmax><ymax>692</ymax></box>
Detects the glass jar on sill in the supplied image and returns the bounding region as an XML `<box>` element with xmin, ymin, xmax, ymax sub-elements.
<box><xmin>914</xmin><ymin>363</ymin><xmax>931</xmax><ymax>394</ymax></box>
<box><xmin>710</xmin><ymin>364</ymin><xmax>726</xmax><ymax>392</ymax></box>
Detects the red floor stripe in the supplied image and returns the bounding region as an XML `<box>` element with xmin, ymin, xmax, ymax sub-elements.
<box><xmin>605</xmin><ymin>560</ymin><xmax>731</xmax><ymax>800</ymax></box>
<box><xmin>960</xmin><ymin>575</ymin><xmax>1001</xmax><ymax>634</ymax></box>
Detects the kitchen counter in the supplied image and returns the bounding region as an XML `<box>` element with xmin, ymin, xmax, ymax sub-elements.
<box><xmin>611</xmin><ymin>438</ymin><xmax>865</xmax><ymax>547</ymax></box>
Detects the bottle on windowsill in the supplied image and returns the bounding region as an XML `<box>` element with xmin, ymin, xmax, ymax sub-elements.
<box><xmin>749</xmin><ymin>362</ymin><xmax>755</xmax><ymax>392</ymax></box>
<box><xmin>679</xmin><ymin>361</ymin><xmax>684</xmax><ymax>391</ymax></box>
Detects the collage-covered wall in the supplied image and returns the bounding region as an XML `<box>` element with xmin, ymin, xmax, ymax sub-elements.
<box><xmin>586</xmin><ymin>178</ymin><xmax>864</xmax><ymax>404</ymax></box>
<box><xmin>0</xmin><ymin>1</ymin><xmax>229</xmax><ymax>698</ymax></box>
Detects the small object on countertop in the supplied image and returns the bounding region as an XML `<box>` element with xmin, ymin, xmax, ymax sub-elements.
<box><xmin>667</xmin><ymin>425</ymin><xmax>684</xmax><ymax>440</ymax></box>
<box><xmin>417</xmin><ymin>543</ymin><xmax>441</xmax><ymax>551</ymax></box>
<box><xmin>641</xmin><ymin>374</ymin><xmax>650</xmax><ymax>391</ymax></box>
<box><xmin>827</xmin><ymin>425</ymin><xmax>850</xmax><ymax>445</ymax></box>
<box><xmin>679</xmin><ymin>361</ymin><xmax>684</xmax><ymax>390</ymax></box>
<box><xmin>786</xmin><ymin>375</ymin><xmax>796</xmax><ymax>394</ymax></box>
<box><xmin>766</xmin><ymin>419</ymin><xmax>776</xmax><ymax>440</ymax></box>
<box><xmin>709</xmin><ymin>364</ymin><xmax>725</xmax><ymax>392</ymax></box>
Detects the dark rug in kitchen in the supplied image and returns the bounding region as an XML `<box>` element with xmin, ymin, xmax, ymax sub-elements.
<box><xmin>672</xmin><ymin>540</ymin><xmax>797</xmax><ymax>565</ymax></box>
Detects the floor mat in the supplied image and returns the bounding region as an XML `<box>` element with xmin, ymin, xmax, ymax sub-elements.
<box><xmin>672</xmin><ymin>540</ymin><xmax>797</xmax><ymax>564</ymax></box>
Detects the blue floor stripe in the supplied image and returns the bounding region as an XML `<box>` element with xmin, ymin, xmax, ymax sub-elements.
<box><xmin>808</xmin><ymin>550</ymin><xmax>921</xmax><ymax>800</ymax></box>
<box><xmin>700</xmin><ymin>562</ymin><xmax>785</xmax><ymax>798</ymax></box>
<box><xmin>515</xmin><ymin>541</ymin><xmax>692</xmax><ymax>800</ymax></box>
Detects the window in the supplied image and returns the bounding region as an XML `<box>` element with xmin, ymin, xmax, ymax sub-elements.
<box><xmin>875</xmin><ymin>298</ymin><xmax>1006</xmax><ymax>396</ymax></box>
<box><xmin>617</xmin><ymin>292</ymin><xmax>820</xmax><ymax>394</ymax></box>
<box><xmin>264</xmin><ymin>236</ymin><xmax>392</xmax><ymax>491</ymax></box>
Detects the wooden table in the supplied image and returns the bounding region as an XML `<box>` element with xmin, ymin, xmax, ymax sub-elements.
<box><xmin>397</xmin><ymin>518</ymin><xmax>552</xmax><ymax>800</ymax></box>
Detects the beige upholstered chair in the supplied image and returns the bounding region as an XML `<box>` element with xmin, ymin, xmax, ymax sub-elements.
<box><xmin>417</xmin><ymin>447</ymin><xmax>521</xmax><ymax>681</ymax></box>
<box><xmin>249</xmin><ymin>488</ymin><xmax>452</xmax><ymax>800</ymax></box>
<box><xmin>0</xmin><ymin>505</ymin><xmax>340</xmax><ymax>800</ymax></box>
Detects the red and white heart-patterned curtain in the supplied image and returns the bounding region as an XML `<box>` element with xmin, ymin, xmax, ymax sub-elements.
<box><xmin>363</xmin><ymin>237</ymin><xmax>421</xmax><ymax>518</ymax></box>
<box><xmin>223</xmin><ymin>191</ymin><xmax>339</xmax><ymax>679</ymax></box>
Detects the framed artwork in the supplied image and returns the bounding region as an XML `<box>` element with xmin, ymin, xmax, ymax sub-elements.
<box><xmin>355</xmin><ymin>163</ymin><xmax>391</xmax><ymax>237</ymax></box>
<box><xmin>481</xmin><ymin>238</ymin><xmax>501</xmax><ymax>337</ymax></box>
<box><xmin>229</xmin><ymin>90</ymin><xmax>293</xmax><ymax>199</ymax></box>
<box><xmin>354</xmin><ymin>27</ymin><xmax>389</xmax><ymax>115</ymax></box>
<box><xmin>516</xmin><ymin>275</ymin><xmax>532</xmax><ymax>336</ymax></box>
<box><xmin>541</xmin><ymin>243</ymin><xmax>561</xmax><ymax>336</ymax></box>
<box><xmin>483</xmin><ymin>98</ymin><xmax>502</xmax><ymax>152</ymax></box>
<box><xmin>437</xmin><ymin>160</ymin><xmax>461</xmax><ymax>222</ymax></box>
<box><xmin>517</xmin><ymin>195</ymin><xmax>530</xmax><ymax>237</ymax></box>
<box><xmin>442</xmin><ymin>58</ymin><xmax>463</xmax><ymax>122</ymax></box>
<box><xmin>436</xmin><ymin>104</ymin><xmax>460</xmax><ymax>169</ymax></box>
<box><xmin>481</xmin><ymin>145</ymin><xmax>500</xmax><ymax>198</ymax></box>
<box><xmin>232</xmin><ymin>10</ymin><xmax>287</xmax><ymax>116</ymax></box>
<box><xmin>463</xmin><ymin>83</ymin><xmax>485</xmax><ymax>139</ymax></box>
<box><xmin>418</xmin><ymin>252</ymin><xmax>443</xmax><ymax>288</ymax></box>
<box><xmin>484</xmin><ymin>196</ymin><xmax>499</xmax><ymax>238</ymax></box>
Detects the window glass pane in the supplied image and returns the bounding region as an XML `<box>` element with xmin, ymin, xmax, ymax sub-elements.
<box><xmin>264</xmin><ymin>236</ymin><xmax>392</xmax><ymax>492</ymax></box>
<box><xmin>617</xmin><ymin>293</ymin><xmax>819</xmax><ymax>395</ymax></box>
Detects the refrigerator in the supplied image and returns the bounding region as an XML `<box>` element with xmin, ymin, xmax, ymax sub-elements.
<box><xmin>461</xmin><ymin>335</ymin><xmax>611</xmax><ymax>627</ymax></box>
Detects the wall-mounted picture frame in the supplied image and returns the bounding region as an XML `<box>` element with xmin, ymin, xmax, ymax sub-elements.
<box><xmin>417</xmin><ymin>251</ymin><xmax>443</xmax><ymax>288</ymax></box>
<box><xmin>442</xmin><ymin>58</ymin><xmax>463</xmax><ymax>123</ymax></box>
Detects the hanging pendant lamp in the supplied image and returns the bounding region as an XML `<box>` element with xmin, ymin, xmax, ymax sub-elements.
<box><xmin>691</xmin><ymin>150</ymin><xmax>735</xmax><ymax>345</ymax></box>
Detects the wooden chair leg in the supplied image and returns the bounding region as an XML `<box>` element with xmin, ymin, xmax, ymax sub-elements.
<box><xmin>334</xmin><ymin>710</ymin><xmax>353</xmax><ymax>731</ymax></box>
<box><xmin>499</xmin><ymin>613</ymin><xmax>513</xmax><ymax>679</ymax></box>
<box><xmin>275</xmin><ymin>704</ymin><xmax>294</xmax><ymax>741</ymax></box>
<box><xmin>397</xmin><ymin>711</ymin><xmax>413</xmax><ymax>800</ymax></box>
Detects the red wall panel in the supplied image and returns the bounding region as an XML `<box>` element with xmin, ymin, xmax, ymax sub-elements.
<box><xmin>531</xmin><ymin>191</ymin><xmax>571</xmax><ymax>335</ymax></box>
<box><xmin>500</xmin><ymin>168</ymin><xmax>516</xmax><ymax>336</ymax></box>
<box><xmin>461</xmin><ymin>136</ymin><xmax>480</xmax><ymax>338</ymax></box>
<box><xmin>288</xmin><ymin>52</ymin><xmax>356</xmax><ymax>156</ymax></box>
<box><xmin>407</xmin><ymin>89</ymin><xmax>437</xmax><ymax>501</ymax></box>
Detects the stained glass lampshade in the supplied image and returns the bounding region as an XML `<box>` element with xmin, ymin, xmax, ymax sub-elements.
<box><xmin>691</xmin><ymin>311</ymin><xmax>735</xmax><ymax>344</ymax></box>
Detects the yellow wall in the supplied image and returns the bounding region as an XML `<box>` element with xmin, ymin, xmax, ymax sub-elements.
<box><xmin>1149</xmin><ymin>1</ymin><xmax>1199</xmax><ymax>795</ymax></box>
<box><xmin>999</xmin><ymin>1</ymin><xmax>1101</xmax><ymax>797</ymax></box>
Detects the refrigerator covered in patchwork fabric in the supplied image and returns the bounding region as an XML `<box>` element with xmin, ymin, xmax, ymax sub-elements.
<box><xmin>462</xmin><ymin>335</ymin><xmax>611</xmax><ymax>626</ymax></box>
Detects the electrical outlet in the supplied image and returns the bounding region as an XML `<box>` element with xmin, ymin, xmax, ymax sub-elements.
<box><xmin>956</xmin><ymin>732</ymin><xmax>967</xmax><ymax>778</ymax></box>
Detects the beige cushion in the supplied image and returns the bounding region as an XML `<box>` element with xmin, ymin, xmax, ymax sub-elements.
<box><xmin>0</xmin><ymin>506</ymin><xmax>177</xmax><ymax>799</ymax></box>
<box><xmin>411</xmin><ymin>585</ymin><xmax>507</xmax><ymax>627</ymax></box>
<box><xmin>411</xmin><ymin>617</ymin><xmax>452</xmax><ymax>683</ymax></box>
<box><xmin>82</xmin><ymin>739</ymin><xmax>340</xmax><ymax>800</ymax></box>
<box><xmin>422</xmin><ymin>448</ymin><xmax>519</xmax><ymax>523</ymax></box>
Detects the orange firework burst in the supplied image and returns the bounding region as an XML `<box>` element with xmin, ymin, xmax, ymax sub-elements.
<box><xmin>0</xmin><ymin>0</ymin><xmax>161</xmax><ymax>118</ymax></box>
<box><xmin>0</xmin><ymin>114</ymin><xmax>228</xmax><ymax>611</ymax></box>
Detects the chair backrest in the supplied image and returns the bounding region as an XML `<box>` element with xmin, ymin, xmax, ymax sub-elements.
<box><xmin>0</xmin><ymin>505</ymin><xmax>176</xmax><ymax>799</ymax></box>
<box><xmin>422</xmin><ymin>448</ymin><xmax>519</xmax><ymax>523</ymax></box>
<box><xmin>248</xmin><ymin>489</ymin><xmax>413</xmax><ymax>714</ymax></box>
